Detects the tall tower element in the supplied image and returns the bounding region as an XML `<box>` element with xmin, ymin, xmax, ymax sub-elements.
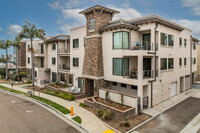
<box><xmin>79</xmin><ymin>5</ymin><xmax>119</xmax><ymax>96</ymax></box>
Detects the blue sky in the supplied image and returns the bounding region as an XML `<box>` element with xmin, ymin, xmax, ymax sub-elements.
<box><xmin>0</xmin><ymin>0</ymin><xmax>200</xmax><ymax>55</ymax></box>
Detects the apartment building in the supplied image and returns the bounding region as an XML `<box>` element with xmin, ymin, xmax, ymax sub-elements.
<box><xmin>68</xmin><ymin>5</ymin><xmax>197</xmax><ymax>110</ymax></box>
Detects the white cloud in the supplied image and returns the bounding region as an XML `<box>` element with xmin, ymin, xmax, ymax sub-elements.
<box><xmin>181</xmin><ymin>0</ymin><xmax>200</xmax><ymax>15</ymax></box>
<box><xmin>172</xmin><ymin>19</ymin><xmax>200</xmax><ymax>38</ymax></box>
<box><xmin>48</xmin><ymin>0</ymin><xmax>83</xmax><ymax>10</ymax></box>
<box><xmin>48</xmin><ymin>1</ymin><xmax>62</xmax><ymax>10</ymax></box>
<box><xmin>107</xmin><ymin>5</ymin><xmax>142</xmax><ymax>20</ymax></box>
<box><xmin>122</xmin><ymin>0</ymin><xmax>130</xmax><ymax>8</ymax></box>
<box><xmin>62</xmin><ymin>8</ymin><xmax>85</xmax><ymax>24</ymax></box>
<box><xmin>137</xmin><ymin>0</ymin><xmax>151</xmax><ymax>6</ymax></box>
<box><xmin>59</xmin><ymin>23</ymin><xmax>79</xmax><ymax>33</ymax></box>
<box><xmin>7</xmin><ymin>24</ymin><xmax>22</xmax><ymax>36</ymax></box>
<box><xmin>0</xmin><ymin>27</ymin><xmax>2</xmax><ymax>31</ymax></box>
<box><xmin>64</xmin><ymin>0</ymin><xmax>83</xmax><ymax>9</ymax></box>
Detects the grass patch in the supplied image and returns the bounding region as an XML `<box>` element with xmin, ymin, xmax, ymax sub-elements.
<box><xmin>44</xmin><ymin>90</ymin><xmax>75</xmax><ymax>101</ymax></box>
<box><xmin>0</xmin><ymin>85</ymin><xmax>70</xmax><ymax>114</ymax></box>
<box><xmin>72</xmin><ymin>116</ymin><xmax>82</xmax><ymax>124</ymax></box>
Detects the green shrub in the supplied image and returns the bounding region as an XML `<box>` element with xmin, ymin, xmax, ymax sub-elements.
<box><xmin>124</xmin><ymin>121</ymin><xmax>130</xmax><ymax>127</ymax></box>
<box><xmin>25</xmin><ymin>80</ymin><xmax>32</xmax><ymax>84</ymax></box>
<box><xmin>98</xmin><ymin>110</ymin><xmax>103</xmax><ymax>116</ymax></box>
<box><xmin>20</xmin><ymin>72</ymin><xmax>27</xmax><ymax>77</ymax></box>
<box><xmin>44</xmin><ymin>90</ymin><xmax>75</xmax><ymax>101</ymax></box>
<box><xmin>102</xmin><ymin>109</ymin><xmax>111</xmax><ymax>120</ymax></box>
<box><xmin>72</xmin><ymin>116</ymin><xmax>82</xmax><ymax>124</ymax></box>
<box><xmin>79</xmin><ymin>103</ymin><xmax>86</xmax><ymax>108</ymax></box>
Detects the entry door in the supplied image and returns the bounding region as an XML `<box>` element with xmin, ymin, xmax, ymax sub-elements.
<box><xmin>143</xmin><ymin>34</ymin><xmax>151</xmax><ymax>50</ymax></box>
<box><xmin>78</xmin><ymin>77</ymin><xmax>82</xmax><ymax>89</ymax></box>
<box><xmin>52</xmin><ymin>72</ymin><xmax>57</xmax><ymax>82</ymax></box>
<box><xmin>171</xmin><ymin>82</ymin><xmax>177</xmax><ymax>97</ymax></box>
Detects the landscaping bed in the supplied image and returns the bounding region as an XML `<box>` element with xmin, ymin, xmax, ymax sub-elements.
<box><xmin>43</xmin><ymin>90</ymin><xmax>75</xmax><ymax>101</ymax></box>
<box><xmin>94</xmin><ymin>97</ymin><xmax>131</xmax><ymax>111</ymax></box>
<box><xmin>83</xmin><ymin>104</ymin><xmax>151</xmax><ymax>133</ymax></box>
<box><xmin>84</xmin><ymin>98</ymin><xmax>135</xmax><ymax>120</ymax></box>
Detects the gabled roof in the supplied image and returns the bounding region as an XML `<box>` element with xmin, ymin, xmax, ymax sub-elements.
<box><xmin>79</xmin><ymin>5</ymin><xmax>119</xmax><ymax>15</ymax></box>
<box><xmin>100</xmin><ymin>21</ymin><xmax>139</xmax><ymax>32</ymax></box>
<box><xmin>47</xmin><ymin>35</ymin><xmax>70</xmax><ymax>43</ymax></box>
<box><xmin>129</xmin><ymin>15</ymin><xmax>185</xmax><ymax>31</ymax></box>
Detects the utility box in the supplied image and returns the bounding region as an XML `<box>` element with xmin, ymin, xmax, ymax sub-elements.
<box><xmin>27</xmin><ymin>90</ymin><xmax>32</xmax><ymax>96</ymax></box>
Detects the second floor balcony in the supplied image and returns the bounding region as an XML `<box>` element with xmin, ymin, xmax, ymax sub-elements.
<box><xmin>58</xmin><ymin>49</ymin><xmax>70</xmax><ymax>56</ymax></box>
<box><xmin>59</xmin><ymin>64</ymin><xmax>70</xmax><ymax>71</ymax></box>
<box><xmin>34</xmin><ymin>49</ymin><xmax>45</xmax><ymax>57</ymax></box>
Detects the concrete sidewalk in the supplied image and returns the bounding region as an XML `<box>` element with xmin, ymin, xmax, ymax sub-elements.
<box><xmin>0</xmin><ymin>84</ymin><xmax>111</xmax><ymax>133</ymax></box>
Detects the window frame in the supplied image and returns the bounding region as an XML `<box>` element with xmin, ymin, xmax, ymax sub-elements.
<box><xmin>113</xmin><ymin>58</ymin><xmax>129</xmax><ymax>76</ymax></box>
<box><xmin>193</xmin><ymin>58</ymin><xmax>196</xmax><ymax>64</ymax></box>
<box><xmin>179</xmin><ymin>58</ymin><xmax>182</xmax><ymax>66</ymax></box>
<box><xmin>52</xmin><ymin>57</ymin><xmax>56</xmax><ymax>65</ymax></box>
<box><xmin>84</xmin><ymin>37</ymin><xmax>86</xmax><ymax>47</ymax></box>
<box><xmin>113</xmin><ymin>31</ymin><xmax>129</xmax><ymax>50</ymax></box>
<box><xmin>193</xmin><ymin>43</ymin><xmax>196</xmax><ymax>50</ymax></box>
<box><xmin>73</xmin><ymin>39</ymin><xmax>79</xmax><ymax>48</ymax></box>
<box><xmin>179</xmin><ymin>37</ymin><xmax>182</xmax><ymax>46</ymax></box>
<box><xmin>184</xmin><ymin>39</ymin><xmax>187</xmax><ymax>47</ymax></box>
<box><xmin>168</xmin><ymin>58</ymin><xmax>174</xmax><ymax>69</ymax></box>
<box><xmin>52</xmin><ymin>43</ymin><xmax>56</xmax><ymax>50</ymax></box>
<box><xmin>160</xmin><ymin>33</ymin><xmax>167</xmax><ymax>46</ymax></box>
<box><xmin>184</xmin><ymin>58</ymin><xmax>187</xmax><ymax>66</ymax></box>
<box><xmin>89</xmin><ymin>18</ymin><xmax>95</xmax><ymax>30</ymax></box>
<box><xmin>160</xmin><ymin>58</ymin><xmax>167</xmax><ymax>70</ymax></box>
<box><xmin>28</xmin><ymin>57</ymin><xmax>30</xmax><ymax>64</ymax></box>
<box><xmin>168</xmin><ymin>35</ymin><xmax>174</xmax><ymax>46</ymax></box>
<box><xmin>73</xmin><ymin>58</ymin><xmax>79</xmax><ymax>67</ymax></box>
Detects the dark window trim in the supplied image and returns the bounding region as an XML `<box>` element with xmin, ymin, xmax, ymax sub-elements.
<box><xmin>73</xmin><ymin>58</ymin><xmax>79</xmax><ymax>67</ymax></box>
<box><xmin>113</xmin><ymin>58</ymin><xmax>129</xmax><ymax>76</ymax></box>
<box><xmin>113</xmin><ymin>31</ymin><xmax>129</xmax><ymax>50</ymax></box>
<box><xmin>73</xmin><ymin>38</ymin><xmax>79</xmax><ymax>48</ymax></box>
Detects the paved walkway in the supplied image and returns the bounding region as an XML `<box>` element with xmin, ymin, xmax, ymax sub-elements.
<box><xmin>0</xmin><ymin>84</ymin><xmax>110</xmax><ymax>133</ymax></box>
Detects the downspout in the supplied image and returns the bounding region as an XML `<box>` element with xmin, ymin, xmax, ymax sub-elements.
<box><xmin>148</xmin><ymin>23</ymin><xmax>158</xmax><ymax>107</ymax></box>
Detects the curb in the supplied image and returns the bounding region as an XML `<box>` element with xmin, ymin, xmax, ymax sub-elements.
<box><xmin>0</xmin><ymin>88</ymin><xmax>90</xmax><ymax>133</ymax></box>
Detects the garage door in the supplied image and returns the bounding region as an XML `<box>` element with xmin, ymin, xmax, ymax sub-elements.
<box><xmin>171</xmin><ymin>82</ymin><xmax>177</xmax><ymax>97</ymax></box>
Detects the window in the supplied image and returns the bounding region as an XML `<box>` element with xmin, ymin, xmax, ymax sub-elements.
<box><xmin>28</xmin><ymin>57</ymin><xmax>30</xmax><ymax>64</ymax></box>
<box><xmin>184</xmin><ymin>58</ymin><xmax>187</xmax><ymax>66</ymax></box>
<box><xmin>84</xmin><ymin>37</ymin><xmax>86</xmax><ymax>47</ymax></box>
<box><xmin>113</xmin><ymin>58</ymin><xmax>129</xmax><ymax>76</ymax></box>
<box><xmin>121</xmin><ymin>83</ymin><xmax>127</xmax><ymax>88</ymax></box>
<box><xmin>41</xmin><ymin>44</ymin><xmax>44</xmax><ymax>54</ymax></box>
<box><xmin>112</xmin><ymin>82</ymin><xmax>117</xmax><ymax>86</ymax></box>
<box><xmin>168</xmin><ymin>35</ymin><xmax>174</xmax><ymax>46</ymax></box>
<box><xmin>161</xmin><ymin>58</ymin><xmax>167</xmax><ymax>70</ymax></box>
<box><xmin>73</xmin><ymin>39</ymin><xmax>79</xmax><ymax>48</ymax></box>
<box><xmin>194</xmin><ymin>58</ymin><xmax>196</xmax><ymax>64</ymax></box>
<box><xmin>52</xmin><ymin>43</ymin><xmax>56</xmax><ymax>50</ymax></box>
<box><xmin>131</xmin><ymin>85</ymin><xmax>137</xmax><ymax>90</ymax></box>
<box><xmin>193</xmin><ymin>43</ymin><xmax>196</xmax><ymax>50</ymax></box>
<box><xmin>52</xmin><ymin>58</ymin><xmax>56</xmax><ymax>65</ymax></box>
<box><xmin>41</xmin><ymin>57</ymin><xmax>44</xmax><ymax>67</ymax></box>
<box><xmin>60</xmin><ymin>73</ymin><xmax>65</xmax><ymax>82</ymax></box>
<box><xmin>161</xmin><ymin>33</ymin><xmax>167</xmax><ymax>46</ymax></box>
<box><xmin>89</xmin><ymin>18</ymin><xmax>95</xmax><ymax>30</ymax></box>
<box><xmin>179</xmin><ymin>58</ymin><xmax>182</xmax><ymax>66</ymax></box>
<box><xmin>168</xmin><ymin>58</ymin><xmax>174</xmax><ymax>69</ymax></box>
<box><xmin>179</xmin><ymin>38</ymin><xmax>182</xmax><ymax>46</ymax></box>
<box><xmin>73</xmin><ymin>58</ymin><xmax>79</xmax><ymax>67</ymax></box>
<box><xmin>184</xmin><ymin>39</ymin><xmax>187</xmax><ymax>46</ymax></box>
<box><xmin>28</xmin><ymin>45</ymin><xmax>30</xmax><ymax>50</ymax></box>
<box><xmin>69</xmin><ymin>75</ymin><xmax>73</xmax><ymax>85</ymax></box>
<box><xmin>113</xmin><ymin>31</ymin><xmax>129</xmax><ymax>49</ymax></box>
<box><xmin>35</xmin><ymin>71</ymin><xmax>37</xmax><ymax>78</ymax></box>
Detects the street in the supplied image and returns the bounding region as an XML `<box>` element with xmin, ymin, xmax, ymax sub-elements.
<box><xmin>0</xmin><ymin>91</ymin><xmax>80</xmax><ymax>133</ymax></box>
<box><xmin>135</xmin><ymin>97</ymin><xmax>200</xmax><ymax>133</ymax></box>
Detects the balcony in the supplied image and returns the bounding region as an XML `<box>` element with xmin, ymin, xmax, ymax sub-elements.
<box><xmin>34</xmin><ymin>63</ymin><xmax>44</xmax><ymax>68</ymax></box>
<box><xmin>34</xmin><ymin>49</ymin><xmax>44</xmax><ymax>57</ymax></box>
<box><xmin>123</xmin><ymin>70</ymin><xmax>138</xmax><ymax>79</ymax></box>
<box><xmin>58</xmin><ymin>49</ymin><xmax>70</xmax><ymax>56</ymax></box>
<box><xmin>59</xmin><ymin>64</ymin><xmax>70</xmax><ymax>71</ymax></box>
<box><xmin>130</xmin><ymin>41</ymin><xmax>153</xmax><ymax>51</ymax></box>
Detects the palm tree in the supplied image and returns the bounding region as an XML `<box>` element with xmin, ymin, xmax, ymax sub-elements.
<box><xmin>0</xmin><ymin>40</ymin><xmax>13</xmax><ymax>80</ymax></box>
<box><xmin>12</xmin><ymin>36</ymin><xmax>21</xmax><ymax>74</ymax></box>
<box><xmin>18</xmin><ymin>21</ymin><xmax>46</xmax><ymax>88</ymax></box>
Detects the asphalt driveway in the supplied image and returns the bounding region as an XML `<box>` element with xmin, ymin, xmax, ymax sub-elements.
<box><xmin>0</xmin><ymin>91</ymin><xmax>80</xmax><ymax>133</ymax></box>
<box><xmin>135</xmin><ymin>97</ymin><xmax>200</xmax><ymax>133</ymax></box>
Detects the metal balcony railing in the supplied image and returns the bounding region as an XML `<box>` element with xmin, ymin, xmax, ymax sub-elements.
<box><xmin>123</xmin><ymin>70</ymin><xmax>138</xmax><ymax>79</ymax></box>
<box><xmin>130</xmin><ymin>41</ymin><xmax>153</xmax><ymax>51</ymax></box>
<box><xmin>35</xmin><ymin>49</ymin><xmax>44</xmax><ymax>54</ymax></box>
<box><xmin>59</xmin><ymin>49</ymin><xmax>70</xmax><ymax>54</ymax></box>
<box><xmin>59</xmin><ymin>64</ymin><xmax>70</xmax><ymax>70</ymax></box>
